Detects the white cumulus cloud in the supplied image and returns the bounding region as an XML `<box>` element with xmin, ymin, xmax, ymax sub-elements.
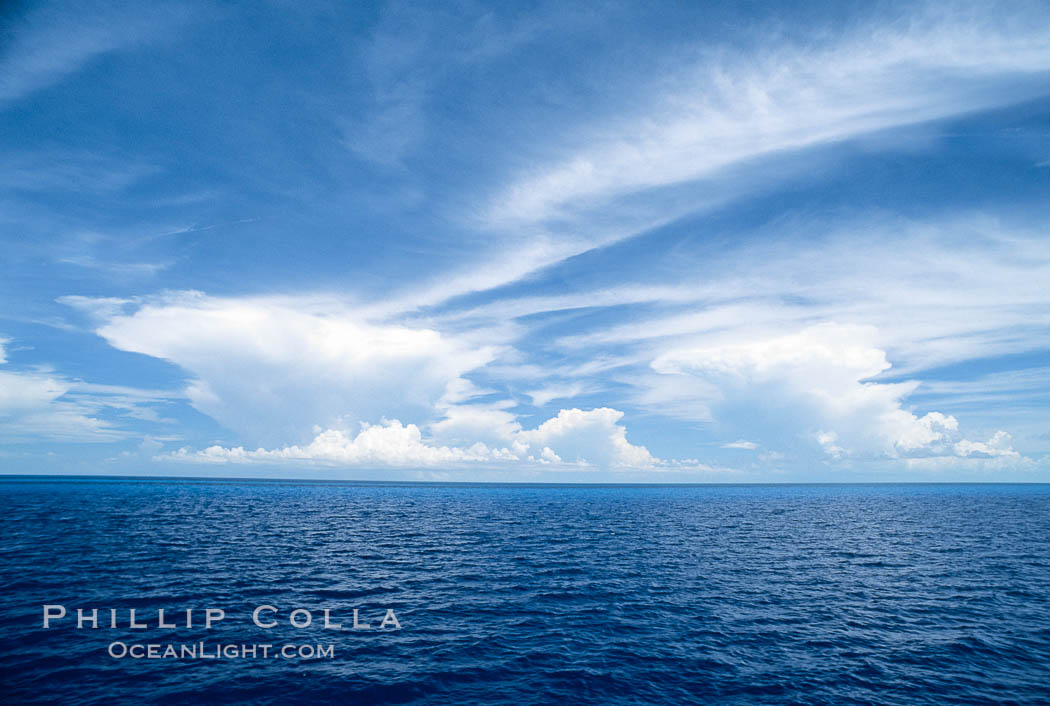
<box><xmin>169</xmin><ymin>420</ymin><xmax>509</xmax><ymax>467</ymax></box>
<box><xmin>954</xmin><ymin>431</ymin><xmax>1020</xmax><ymax>459</ymax></box>
<box><xmin>652</xmin><ymin>323</ymin><xmax>1017</xmax><ymax>462</ymax></box>
<box><xmin>71</xmin><ymin>294</ymin><xmax>659</xmax><ymax>470</ymax></box>
<box><xmin>161</xmin><ymin>406</ymin><xmax>657</xmax><ymax>470</ymax></box>
<box><xmin>514</xmin><ymin>407</ymin><xmax>656</xmax><ymax>468</ymax></box>
<box><xmin>80</xmin><ymin>292</ymin><xmax>499</xmax><ymax>446</ymax></box>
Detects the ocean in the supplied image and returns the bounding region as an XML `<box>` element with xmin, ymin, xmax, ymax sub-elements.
<box><xmin>1</xmin><ymin>478</ymin><xmax>1049</xmax><ymax>704</ymax></box>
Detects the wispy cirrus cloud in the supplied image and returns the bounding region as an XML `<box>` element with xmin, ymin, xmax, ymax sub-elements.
<box><xmin>0</xmin><ymin>337</ymin><xmax>178</xmax><ymax>443</ymax></box>
<box><xmin>363</xmin><ymin>5</ymin><xmax>1050</xmax><ymax>318</ymax></box>
<box><xmin>0</xmin><ymin>2</ymin><xmax>194</xmax><ymax>105</ymax></box>
<box><xmin>344</xmin><ymin>0</ymin><xmax>581</xmax><ymax>166</ymax></box>
<box><xmin>461</xmin><ymin>213</ymin><xmax>1050</xmax><ymax>377</ymax></box>
<box><xmin>484</xmin><ymin>8</ymin><xmax>1050</xmax><ymax>229</ymax></box>
<box><xmin>0</xmin><ymin>369</ymin><xmax>124</xmax><ymax>442</ymax></box>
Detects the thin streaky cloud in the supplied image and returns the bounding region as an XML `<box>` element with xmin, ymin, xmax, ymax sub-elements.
<box><xmin>485</xmin><ymin>12</ymin><xmax>1050</xmax><ymax>227</ymax></box>
<box><xmin>0</xmin><ymin>3</ymin><xmax>192</xmax><ymax>104</ymax></box>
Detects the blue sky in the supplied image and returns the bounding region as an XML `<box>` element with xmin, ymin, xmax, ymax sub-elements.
<box><xmin>2</xmin><ymin>0</ymin><xmax>1049</xmax><ymax>481</ymax></box>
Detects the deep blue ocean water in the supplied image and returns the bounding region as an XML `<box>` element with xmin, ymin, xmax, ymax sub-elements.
<box><xmin>1</xmin><ymin>478</ymin><xmax>1049</xmax><ymax>705</ymax></box>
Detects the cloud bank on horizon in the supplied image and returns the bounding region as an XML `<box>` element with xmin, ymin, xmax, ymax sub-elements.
<box><xmin>1</xmin><ymin>0</ymin><xmax>1049</xmax><ymax>480</ymax></box>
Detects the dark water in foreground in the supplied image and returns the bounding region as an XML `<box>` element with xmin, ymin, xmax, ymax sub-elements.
<box><xmin>1</xmin><ymin>479</ymin><xmax>1049</xmax><ymax>705</ymax></box>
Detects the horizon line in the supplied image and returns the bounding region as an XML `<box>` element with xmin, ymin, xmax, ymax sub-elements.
<box><xmin>1</xmin><ymin>474</ymin><xmax>1048</xmax><ymax>487</ymax></box>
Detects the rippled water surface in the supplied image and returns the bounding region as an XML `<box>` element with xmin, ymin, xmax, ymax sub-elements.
<box><xmin>2</xmin><ymin>478</ymin><xmax>1049</xmax><ymax>704</ymax></box>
